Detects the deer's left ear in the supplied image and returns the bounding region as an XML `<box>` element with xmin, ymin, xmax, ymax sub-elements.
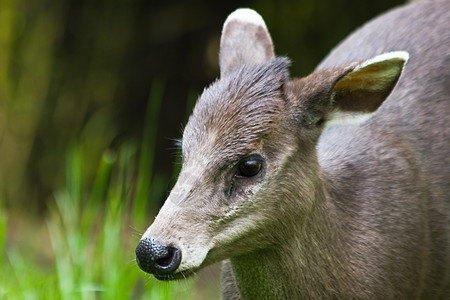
<box><xmin>219</xmin><ymin>8</ymin><xmax>275</xmax><ymax>78</ymax></box>
<box><xmin>326</xmin><ymin>51</ymin><xmax>409</xmax><ymax>127</ymax></box>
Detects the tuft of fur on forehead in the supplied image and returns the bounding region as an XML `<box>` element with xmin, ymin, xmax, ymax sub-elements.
<box><xmin>183</xmin><ymin>57</ymin><xmax>290</xmax><ymax>163</ymax></box>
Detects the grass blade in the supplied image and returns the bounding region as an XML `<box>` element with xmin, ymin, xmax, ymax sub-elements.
<box><xmin>134</xmin><ymin>79</ymin><xmax>165</xmax><ymax>224</ymax></box>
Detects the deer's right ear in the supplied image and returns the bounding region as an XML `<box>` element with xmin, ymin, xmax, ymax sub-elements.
<box><xmin>292</xmin><ymin>51</ymin><xmax>408</xmax><ymax>129</ymax></box>
<box><xmin>325</xmin><ymin>51</ymin><xmax>409</xmax><ymax>127</ymax></box>
<box><xmin>219</xmin><ymin>9</ymin><xmax>275</xmax><ymax>78</ymax></box>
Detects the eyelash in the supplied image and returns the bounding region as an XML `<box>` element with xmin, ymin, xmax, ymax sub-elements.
<box><xmin>225</xmin><ymin>154</ymin><xmax>265</xmax><ymax>197</ymax></box>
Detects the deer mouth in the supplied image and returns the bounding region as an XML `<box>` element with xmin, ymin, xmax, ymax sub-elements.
<box><xmin>154</xmin><ymin>268</ymin><xmax>198</xmax><ymax>281</ymax></box>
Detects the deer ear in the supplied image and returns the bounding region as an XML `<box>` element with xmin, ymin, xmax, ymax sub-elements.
<box><xmin>325</xmin><ymin>51</ymin><xmax>409</xmax><ymax>127</ymax></box>
<box><xmin>219</xmin><ymin>9</ymin><xmax>275</xmax><ymax>78</ymax></box>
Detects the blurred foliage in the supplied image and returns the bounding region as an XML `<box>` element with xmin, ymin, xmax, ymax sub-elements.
<box><xmin>0</xmin><ymin>141</ymin><xmax>198</xmax><ymax>299</ymax></box>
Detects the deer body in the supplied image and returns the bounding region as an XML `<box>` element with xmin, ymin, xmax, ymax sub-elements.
<box><xmin>316</xmin><ymin>4</ymin><xmax>450</xmax><ymax>297</ymax></box>
<box><xmin>136</xmin><ymin>2</ymin><xmax>450</xmax><ymax>299</ymax></box>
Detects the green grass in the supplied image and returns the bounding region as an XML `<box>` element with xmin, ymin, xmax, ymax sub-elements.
<box><xmin>0</xmin><ymin>85</ymin><xmax>199</xmax><ymax>299</ymax></box>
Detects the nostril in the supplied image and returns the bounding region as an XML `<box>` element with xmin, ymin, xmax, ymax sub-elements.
<box><xmin>155</xmin><ymin>246</ymin><xmax>177</xmax><ymax>267</ymax></box>
<box><xmin>135</xmin><ymin>237</ymin><xmax>182</xmax><ymax>276</ymax></box>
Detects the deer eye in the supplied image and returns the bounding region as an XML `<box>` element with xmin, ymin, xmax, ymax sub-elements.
<box><xmin>236</xmin><ymin>155</ymin><xmax>263</xmax><ymax>178</ymax></box>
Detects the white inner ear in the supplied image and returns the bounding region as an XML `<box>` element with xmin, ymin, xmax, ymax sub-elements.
<box><xmin>224</xmin><ymin>8</ymin><xmax>268</xmax><ymax>29</ymax></box>
<box><xmin>354</xmin><ymin>51</ymin><xmax>409</xmax><ymax>71</ymax></box>
<box><xmin>325</xmin><ymin>110</ymin><xmax>374</xmax><ymax>128</ymax></box>
<box><xmin>325</xmin><ymin>50</ymin><xmax>409</xmax><ymax>128</ymax></box>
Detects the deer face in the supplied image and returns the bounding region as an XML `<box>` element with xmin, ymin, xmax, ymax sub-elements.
<box><xmin>137</xmin><ymin>58</ymin><xmax>309</xmax><ymax>280</ymax></box>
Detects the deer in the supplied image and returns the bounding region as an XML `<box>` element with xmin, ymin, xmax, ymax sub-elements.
<box><xmin>135</xmin><ymin>1</ymin><xmax>450</xmax><ymax>299</ymax></box>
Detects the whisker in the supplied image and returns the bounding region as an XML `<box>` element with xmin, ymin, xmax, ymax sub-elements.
<box><xmin>131</xmin><ymin>231</ymin><xmax>144</xmax><ymax>238</ymax></box>
<box><xmin>165</xmin><ymin>137</ymin><xmax>183</xmax><ymax>151</ymax></box>
<box><xmin>127</xmin><ymin>258</ymin><xmax>137</xmax><ymax>266</ymax></box>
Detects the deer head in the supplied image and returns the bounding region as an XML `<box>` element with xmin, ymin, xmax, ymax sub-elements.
<box><xmin>135</xmin><ymin>8</ymin><xmax>408</xmax><ymax>280</ymax></box>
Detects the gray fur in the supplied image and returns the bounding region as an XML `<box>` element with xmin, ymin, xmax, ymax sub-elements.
<box><xmin>183</xmin><ymin>57</ymin><xmax>290</xmax><ymax>164</ymax></box>
<box><xmin>140</xmin><ymin>2</ymin><xmax>450</xmax><ymax>299</ymax></box>
<box><xmin>219</xmin><ymin>9</ymin><xmax>275</xmax><ymax>77</ymax></box>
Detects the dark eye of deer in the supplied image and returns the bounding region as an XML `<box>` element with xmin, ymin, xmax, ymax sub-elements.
<box><xmin>236</xmin><ymin>156</ymin><xmax>263</xmax><ymax>178</ymax></box>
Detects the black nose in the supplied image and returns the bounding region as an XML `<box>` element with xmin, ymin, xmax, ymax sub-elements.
<box><xmin>135</xmin><ymin>237</ymin><xmax>182</xmax><ymax>276</ymax></box>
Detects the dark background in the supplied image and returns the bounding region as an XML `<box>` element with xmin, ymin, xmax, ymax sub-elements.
<box><xmin>0</xmin><ymin>0</ymin><xmax>405</xmax><ymax>213</ymax></box>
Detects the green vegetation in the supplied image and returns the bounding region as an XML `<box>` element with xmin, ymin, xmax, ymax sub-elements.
<box><xmin>0</xmin><ymin>87</ymin><xmax>197</xmax><ymax>299</ymax></box>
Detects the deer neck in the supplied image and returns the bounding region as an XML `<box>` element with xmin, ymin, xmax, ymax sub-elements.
<box><xmin>229</xmin><ymin>180</ymin><xmax>351</xmax><ymax>299</ymax></box>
